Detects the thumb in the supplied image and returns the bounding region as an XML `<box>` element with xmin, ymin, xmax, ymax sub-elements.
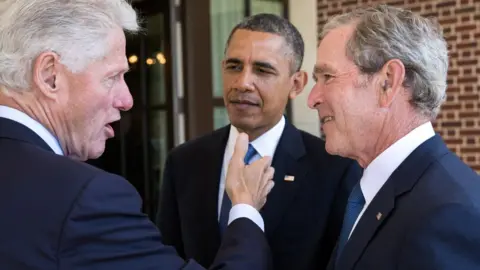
<box><xmin>229</xmin><ymin>133</ymin><xmax>249</xmax><ymax>172</ymax></box>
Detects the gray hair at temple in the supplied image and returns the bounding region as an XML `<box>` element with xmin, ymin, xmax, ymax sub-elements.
<box><xmin>320</xmin><ymin>4</ymin><xmax>448</xmax><ymax>119</ymax></box>
<box><xmin>225</xmin><ymin>13</ymin><xmax>304</xmax><ymax>74</ymax></box>
<box><xmin>0</xmin><ymin>0</ymin><xmax>139</xmax><ymax>92</ymax></box>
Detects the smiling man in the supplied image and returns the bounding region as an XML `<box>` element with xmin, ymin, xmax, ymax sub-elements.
<box><xmin>157</xmin><ymin>13</ymin><xmax>362</xmax><ymax>270</ymax></box>
<box><xmin>308</xmin><ymin>4</ymin><xmax>480</xmax><ymax>270</ymax></box>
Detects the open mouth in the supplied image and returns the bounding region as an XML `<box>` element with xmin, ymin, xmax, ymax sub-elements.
<box><xmin>321</xmin><ymin>116</ymin><xmax>334</xmax><ymax>124</ymax></box>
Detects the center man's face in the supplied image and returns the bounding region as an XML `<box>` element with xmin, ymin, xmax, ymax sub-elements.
<box><xmin>222</xmin><ymin>29</ymin><xmax>297</xmax><ymax>134</ymax></box>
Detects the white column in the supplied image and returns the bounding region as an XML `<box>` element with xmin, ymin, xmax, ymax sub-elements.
<box><xmin>288</xmin><ymin>0</ymin><xmax>320</xmax><ymax>137</ymax></box>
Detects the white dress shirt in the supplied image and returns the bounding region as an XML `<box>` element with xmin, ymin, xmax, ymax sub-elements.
<box><xmin>349</xmin><ymin>122</ymin><xmax>435</xmax><ymax>238</ymax></box>
<box><xmin>0</xmin><ymin>105</ymin><xmax>63</xmax><ymax>155</ymax></box>
<box><xmin>219</xmin><ymin>116</ymin><xmax>286</xmax><ymax>231</ymax></box>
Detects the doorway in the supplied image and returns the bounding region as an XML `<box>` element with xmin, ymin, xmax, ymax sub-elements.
<box><xmin>87</xmin><ymin>0</ymin><xmax>173</xmax><ymax>221</ymax></box>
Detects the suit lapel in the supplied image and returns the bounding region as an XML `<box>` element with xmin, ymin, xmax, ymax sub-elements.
<box><xmin>197</xmin><ymin>126</ymin><xmax>230</xmax><ymax>259</ymax></box>
<box><xmin>336</xmin><ymin>135</ymin><xmax>450</xmax><ymax>270</ymax></box>
<box><xmin>260</xmin><ymin>122</ymin><xmax>309</xmax><ymax>237</ymax></box>
<box><xmin>0</xmin><ymin>117</ymin><xmax>53</xmax><ymax>153</ymax></box>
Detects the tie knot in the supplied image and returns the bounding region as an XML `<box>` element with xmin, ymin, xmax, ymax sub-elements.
<box><xmin>244</xmin><ymin>144</ymin><xmax>257</xmax><ymax>164</ymax></box>
<box><xmin>348</xmin><ymin>183</ymin><xmax>365</xmax><ymax>205</ymax></box>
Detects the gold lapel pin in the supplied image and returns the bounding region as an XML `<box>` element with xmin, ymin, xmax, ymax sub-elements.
<box><xmin>376</xmin><ymin>212</ymin><xmax>383</xmax><ymax>220</ymax></box>
<box><xmin>284</xmin><ymin>175</ymin><xmax>295</xmax><ymax>182</ymax></box>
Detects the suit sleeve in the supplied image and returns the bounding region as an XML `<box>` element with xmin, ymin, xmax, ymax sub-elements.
<box><xmin>397</xmin><ymin>203</ymin><xmax>480</xmax><ymax>270</ymax></box>
<box><xmin>58</xmin><ymin>172</ymin><xmax>203</xmax><ymax>270</ymax></box>
<box><xmin>58</xmin><ymin>172</ymin><xmax>271</xmax><ymax>270</ymax></box>
<box><xmin>156</xmin><ymin>154</ymin><xmax>186</xmax><ymax>258</ymax></box>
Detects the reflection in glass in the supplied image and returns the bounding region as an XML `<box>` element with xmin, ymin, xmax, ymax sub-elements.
<box><xmin>210</xmin><ymin>0</ymin><xmax>245</xmax><ymax>98</ymax></box>
<box><xmin>214</xmin><ymin>106</ymin><xmax>230</xmax><ymax>129</ymax></box>
<box><xmin>251</xmin><ymin>0</ymin><xmax>283</xmax><ymax>16</ymax></box>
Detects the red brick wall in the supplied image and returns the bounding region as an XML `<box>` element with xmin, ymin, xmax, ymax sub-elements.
<box><xmin>317</xmin><ymin>0</ymin><xmax>480</xmax><ymax>173</ymax></box>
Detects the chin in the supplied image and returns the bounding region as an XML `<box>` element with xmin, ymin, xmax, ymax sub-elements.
<box><xmin>87</xmin><ymin>144</ymin><xmax>106</xmax><ymax>160</ymax></box>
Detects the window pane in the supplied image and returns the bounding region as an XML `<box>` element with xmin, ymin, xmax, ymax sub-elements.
<box><xmin>146</xmin><ymin>13</ymin><xmax>167</xmax><ymax>106</ymax></box>
<box><xmin>214</xmin><ymin>106</ymin><xmax>230</xmax><ymax>129</ymax></box>
<box><xmin>150</xmin><ymin>110</ymin><xmax>168</xmax><ymax>186</ymax></box>
<box><xmin>251</xmin><ymin>0</ymin><xmax>283</xmax><ymax>16</ymax></box>
<box><xmin>210</xmin><ymin>0</ymin><xmax>245</xmax><ymax>98</ymax></box>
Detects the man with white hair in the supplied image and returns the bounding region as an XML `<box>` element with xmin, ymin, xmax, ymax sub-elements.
<box><xmin>308</xmin><ymin>4</ymin><xmax>480</xmax><ymax>270</ymax></box>
<box><xmin>0</xmin><ymin>0</ymin><xmax>274</xmax><ymax>269</ymax></box>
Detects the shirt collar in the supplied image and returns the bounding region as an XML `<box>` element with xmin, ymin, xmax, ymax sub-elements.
<box><xmin>360</xmin><ymin>121</ymin><xmax>435</xmax><ymax>204</ymax></box>
<box><xmin>225</xmin><ymin>115</ymin><xmax>286</xmax><ymax>160</ymax></box>
<box><xmin>0</xmin><ymin>105</ymin><xmax>64</xmax><ymax>155</ymax></box>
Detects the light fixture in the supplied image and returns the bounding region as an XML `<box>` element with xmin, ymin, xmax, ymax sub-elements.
<box><xmin>146</xmin><ymin>58</ymin><xmax>156</xmax><ymax>65</ymax></box>
<box><xmin>128</xmin><ymin>54</ymin><xmax>138</xmax><ymax>64</ymax></box>
<box><xmin>156</xmin><ymin>53</ymin><xmax>166</xmax><ymax>64</ymax></box>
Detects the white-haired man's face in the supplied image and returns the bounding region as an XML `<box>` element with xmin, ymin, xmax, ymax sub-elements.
<box><xmin>33</xmin><ymin>26</ymin><xmax>133</xmax><ymax>160</ymax></box>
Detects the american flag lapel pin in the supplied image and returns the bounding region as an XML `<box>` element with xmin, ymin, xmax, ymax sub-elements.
<box><xmin>284</xmin><ymin>175</ymin><xmax>295</xmax><ymax>182</ymax></box>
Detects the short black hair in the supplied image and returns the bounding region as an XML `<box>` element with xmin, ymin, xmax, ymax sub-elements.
<box><xmin>225</xmin><ymin>13</ymin><xmax>304</xmax><ymax>74</ymax></box>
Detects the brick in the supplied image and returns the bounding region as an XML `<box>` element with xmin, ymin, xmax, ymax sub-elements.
<box><xmin>462</xmin><ymin>51</ymin><xmax>472</xmax><ymax>57</ymax></box>
<box><xmin>445</xmin><ymin>139</ymin><xmax>464</xmax><ymax>145</ymax></box>
<box><xmin>459</xmin><ymin>93</ymin><xmax>479</xmax><ymax>100</ymax></box>
<box><xmin>461</xmin><ymin>147</ymin><xmax>480</xmax><ymax>153</ymax></box>
<box><xmin>424</xmin><ymin>11</ymin><xmax>439</xmax><ymax>17</ymax></box>
<box><xmin>442</xmin><ymin>121</ymin><xmax>461</xmax><ymax>127</ymax></box>
<box><xmin>341</xmin><ymin>0</ymin><xmax>358</xmax><ymax>7</ymax></box>
<box><xmin>447</xmin><ymin>129</ymin><xmax>457</xmax><ymax>136</ymax></box>
<box><xmin>467</xmin><ymin>138</ymin><xmax>476</xmax><ymax>144</ymax></box>
<box><xmin>466</xmin><ymin>120</ymin><xmax>475</xmax><ymax>127</ymax></box>
<box><xmin>459</xmin><ymin>111</ymin><xmax>480</xmax><ymax>118</ymax></box>
<box><xmin>456</xmin><ymin>24</ymin><xmax>476</xmax><ymax>32</ymax></box>
<box><xmin>455</xmin><ymin>6</ymin><xmax>474</xmax><ymax>14</ymax></box>
<box><xmin>439</xmin><ymin>17</ymin><xmax>458</xmax><ymax>24</ymax></box>
<box><xmin>464</xmin><ymin>68</ymin><xmax>473</xmax><ymax>75</ymax></box>
<box><xmin>436</xmin><ymin>0</ymin><xmax>456</xmax><ymax>8</ymax></box>
<box><xmin>457</xmin><ymin>59</ymin><xmax>478</xmax><ymax>66</ymax></box>
<box><xmin>456</xmin><ymin>41</ymin><xmax>477</xmax><ymax>49</ymax></box>
<box><xmin>465</xmin><ymin>104</ymin><xmax>475</xmax><ymax>110</ymax></box>
<box><xmin>387</xmin><ymin>0</ymin><xmax>406</xmax><ymax>6</ymax></box>
<box><xmin>457</xmin><ymin>76</ymin><xmax>478</xmax><ymax>84</ymax></box>
<box><xmin>442</xmin><ymin>104</ymin><xmax>462</xmax><ymax>110</ymax></box>
<box><xmin>460</xmin><ymin>129</ymin><xmax>480</xmax><ymax>136</ymax></box>
<box><xmin>466</xmin><ymin>156</ymin><xmax>476</xmax><ymax>162</ymax></box>
<box><xmin>460</xmin><ymin>0</ymin><xmax>470</xmax><ymax>4</ymax></box>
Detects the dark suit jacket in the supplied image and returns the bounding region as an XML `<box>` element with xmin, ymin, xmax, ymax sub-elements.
<box><xmin>157</xmin><ymin>122</ymin><xmax>362</xmax><ymax>270</ymax></box>
<box><xmin>0</xmin><ymin>117</ymin><xmax>271</xmax><ymax>270</ymax></box>
<box><xmin>329</xmin><ymin>135</ymin><xmax>480</xmax><ymax>270</ymax></box>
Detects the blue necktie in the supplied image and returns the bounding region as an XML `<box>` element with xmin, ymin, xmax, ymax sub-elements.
<box><xmin>219</xmin><ymin>144</ymin><xmax>257</xmax><ymax>235</ymax></box>
<box><xmin>335</xmin><ymin>182</ymin><xmax>365</xmax><ymax>265</ymax></box>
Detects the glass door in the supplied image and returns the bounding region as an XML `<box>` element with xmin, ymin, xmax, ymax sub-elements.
<box><xmin>88</xmin><ymin>0</ymin><xmax>173</xmax><ymax>221</ymax></box>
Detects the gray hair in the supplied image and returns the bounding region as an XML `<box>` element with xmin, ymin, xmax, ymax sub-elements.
<box><xmin>0</xmin><ymin>0</ymin><xmax>140</xmax><ymax>91</ymax></box>
<box><xmin>320</xmin><ymin>4</ymin><xmax>448</xmax><ymax>119</ymax></box>
<box><xmin>225</xmin><ymin>13</ymin><xmax>304</xmax><ymax>74</ymax></box>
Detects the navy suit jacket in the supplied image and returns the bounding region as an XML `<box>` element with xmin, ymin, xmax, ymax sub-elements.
<box><xmin>157</xmin><ymin>122</ymin><xmax>362</xmax><ymax>270</ymax></box>
<box><xmin>329</xmin><ymin>135</ymin><xmax>480</xmax><ymax>270</ymax></box>
<box><xmin>0</xmin><ymin>117</ymin><xmax>271</xmax><ymax>269</ymax></box>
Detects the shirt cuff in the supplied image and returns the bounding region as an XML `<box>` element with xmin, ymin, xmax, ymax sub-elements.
<box><xmin>228</xmin><ymin>203</ymin><xmax>265</xmax><ymax>232</ymax></box>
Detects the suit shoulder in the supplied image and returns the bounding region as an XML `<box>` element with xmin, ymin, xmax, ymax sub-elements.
<box><xmin>168</xmin><ymin>126</ymin><xmax>228</xmax><ymax>158</ymax></box>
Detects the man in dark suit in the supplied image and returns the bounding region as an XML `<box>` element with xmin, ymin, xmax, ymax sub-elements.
<box><xmin>157</xmin><ymin>14</ymin><xmax>362</xmax><ymax>270</ymax></box>
<box><xmin>308</xmin><ymin>4</ymin><xmax>480</xmax><ymax>270</ymax></box>
<box><xmin>0</xmin><ymin>1</ymin><xmax>275</xmax><ymax>269</ymax></box>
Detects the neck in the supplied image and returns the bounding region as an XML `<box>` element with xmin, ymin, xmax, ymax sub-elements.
<box><xmin>237</xmin><ymin>115</ymin><xmax>283</xmax><ymax>142</ymax></box>
<box><xmin>0</xmin><ymin>91</ymin><xmax>69</xmax><ymax>156</ymax></box>
<box><xmin>355</xmin><ymin>113</ymin><xmax>429</xmax><ymax>168</ymax></box>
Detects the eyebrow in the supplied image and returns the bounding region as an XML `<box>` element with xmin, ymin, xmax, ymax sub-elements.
<box><xmin>225</xmin><ymin>57</ymin><xmax>278</xmax><ymax>73</ymax></box>
<box><xmin>313</xmin><ymin>64</ymin><xmax>337</xmax><ymax>74</ymax></box>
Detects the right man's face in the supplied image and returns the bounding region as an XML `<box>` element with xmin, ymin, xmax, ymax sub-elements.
<box><xmin>308</xmin><ymin>24</ymin><xmax>379</xmax><ymax>158</ymax></box>
<box><xmin>221</xmin><ymin>29</ymin><xmax>293</xmax><ymax>132</ymax></box>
